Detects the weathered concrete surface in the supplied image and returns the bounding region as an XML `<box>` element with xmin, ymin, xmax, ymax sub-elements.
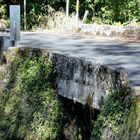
<box><xmin>4</xmin><ymin>47</ymin><xmax>129</xmax><ymax>109</ymax></box>
<box><xmin>2</xmin><ymin>34</ymin><xmax>10</xmax><ymax>50</ymax></box>
<box><xmin>0</xmin><ymin>32</ymin><xmax>10</xmax><ymax>50</ymax></box>
<box><xmin>18</xmin><ymin>32</ymin><xmax>140</xmax><ymax>86</ymax></box>
<box><xmin>79</xmin><ymin>24</ymin><xmax>140</xmax><ymax>40</ymax></box>
<box><xmin>3</xmin><ymin>31</ymin><xmax>139</xmax><ymax>109</ymax></box>
<box><xmin>51</xmin><ymin>53</ymin><xmax>128</xmax><ymax>109</ymax></box>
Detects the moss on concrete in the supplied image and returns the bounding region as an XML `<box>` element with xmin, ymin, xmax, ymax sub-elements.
<box><xmin>0</xmin><ymin>48</ymin><xmax>90</xmax><ymax>140</ymax></box>
<box><xmin>91</xmin><ymin>88</ymin><xmax>140</xmax><ymax>140</ymax></box>
<box><xmin>118</xmin><ymin>100</ymin><xmax>140</xmax><ymax>140</ymax></box>
<box><xmin>1</xmin><ymin>48</ymin><xmax>139</xmax><ymax>140</ymax></box>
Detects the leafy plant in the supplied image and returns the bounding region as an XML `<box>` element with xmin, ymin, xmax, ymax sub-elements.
<box><xmin>0</xmin><ymin>4</ymin><xmax>7</xmax><ymax>19</ymax></box>
<box><xmin>91</xmin><ymin>90</ymin><xmax>131</xmax><ymax>140</ymax></box>
<box><xmin>0</xmin><ymin>49</ymin><xmax>64</xmax><ymax>140</ymax></box>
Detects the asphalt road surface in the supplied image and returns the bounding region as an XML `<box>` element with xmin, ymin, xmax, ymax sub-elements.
<box><xmin>18</xmin><ymin>32</ymin><xmax>140</xmax><ymax>86</ymax></box>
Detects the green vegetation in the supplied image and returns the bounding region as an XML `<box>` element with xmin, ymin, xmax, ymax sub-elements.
<box><xmin>90</xmin><ymin>0</ymin><xmax>140</xmax><ymax>24</ymax></box>
<box><xmin>0</xmin><ymin>4</ymin><xmax>6</xmax><ymax>19</ymax></box>
<box><xmin>0</xmin><ymin>48</ymin><xmax>139</xmax><ymax>140</ymax></box>
<box><xmin>118</xmin><ymin>100</ymin><xmax>140</xmax><ymax>139</ymax></box>
<box><xmin>91</xmin><ymin>90</ymin><xmax>131</xmax><ymax>140</ymax></box>
<box><xmin>0</xmin><ymin>48</ymin><xmax>89</xmax><ymax>140</ymax></box>
<box><xmin>0</xmin><ymin>49</ymin><xmax>64</xmax><ymax>140</ymax></box>
<box><xmin>0</xmin><ymin>0</ymin><xmax>140</xmax><ymax>29</ymax></box>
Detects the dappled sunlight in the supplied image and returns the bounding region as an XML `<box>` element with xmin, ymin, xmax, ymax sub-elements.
<box><xmin>19</xmin><ymin>32</ymin><xmax>140</xmax><ymax>86</ymax></box>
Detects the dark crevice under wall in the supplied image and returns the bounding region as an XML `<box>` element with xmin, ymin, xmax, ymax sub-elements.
<box><xmin>59</xmin><ymin>95</ymin><xmax>100</xmax><ymax>140</ymax></box>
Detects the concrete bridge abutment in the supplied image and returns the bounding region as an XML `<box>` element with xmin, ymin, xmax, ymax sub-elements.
<box><xmin>51</xmin><ymin>52</ymin><xmax>129</xmax><ymax>109</ymax></box>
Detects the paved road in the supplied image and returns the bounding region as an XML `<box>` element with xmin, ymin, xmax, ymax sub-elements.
<box><xmin>19</xmin><ymin>32</ymin><xmax>140</xmax><ymax>86</ymax></box>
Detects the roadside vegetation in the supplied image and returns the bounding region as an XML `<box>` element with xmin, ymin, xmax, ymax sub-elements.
<box><xmin>0</xmin><ymin>0</ymin><xmax>140</xmax><ymax>139</ymax></box>
<box><xmin>91</xmin><ymin>89</ymin><xmax>140</xmax><ymax>140</ymax></box>
<box><xmin>0</xmin><ymin>49</ymin><xmax>64</xmax><ymax>139</ymax></box>
<box><xmin>0</xmin><ymin>48</ymin><xmax>92</xmax><ymax>140</ymax></box>
<box><xmin>0</xmin><ymin>0</ymin><xmax>140</xmax><ymax>29</ymax></box>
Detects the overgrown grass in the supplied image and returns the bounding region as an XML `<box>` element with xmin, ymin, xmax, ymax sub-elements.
<box><xmin>0</xmin><ymin>49</ymin><xmax>64</xmax><ymax>140</ymax></box>
<box><xmin>118</xmin><ymin>99</ymin><xmax>140</xmax><ymax>140</ymax></box>
<box><xmin>1</xmin><ymin>49</ymin><xmax>138</xmax><ymax>140</ymax></box>
<box><xmin>91</xmin><ymin>90</ymin><xmax>131</xmax><ymax>140</ymax></box>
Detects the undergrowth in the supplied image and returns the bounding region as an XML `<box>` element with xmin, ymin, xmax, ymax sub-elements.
<box><xmin>0</xmin><ymin>49</ymin><xmax>137</xmax><ymax>140</ymax></box>
<box><xmin>91</xmin><ymin>90</ymin><xmax>131</xmax><ymax>140</ymax></box>
<box><xmin>0</xmin><ymin>50</ymin><xmax>64</xmax><ymax>140</ymax></box>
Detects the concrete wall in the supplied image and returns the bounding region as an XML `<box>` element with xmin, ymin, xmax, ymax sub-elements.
<box><xmin>4</xmin><ymin>48</ymin><xmax>129</xmax><ymax>110</ymax></box>
<box><xmin>79</xmin><ymin>24</ymin><xmax>140</xmax><ymax>40</ymax></box>
<box><xmin>51</xmin><ymin>53</ymin><xmax>129</xmax><ymax>109</ymax></box>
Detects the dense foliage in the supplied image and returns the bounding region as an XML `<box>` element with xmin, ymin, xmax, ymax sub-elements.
<box><xmin>0</xmin><ymin>49</ymin><xmax>64</xmax><ymax>140</ymax></box>
<box><xmin>118</xmin><ymin>101</ymin><xmax>140</xmax><ymax>139</ymax></box>
<box><xmin>91</xmin><ymin>90</ymin><xmax>131</xmax><ymax>139</ymax></box>
<box><xmin>0</xmin><ymin>48</ymin><xmax>139</xmax><ymax>140</ymax></box>
<box><xmin>0</xmin><ymin>48</ymin><xmax>95</xmax><ymax>140</ymax></box>
<box><xmin>0</xmin><ymin>3</ymin><xmax>6</xmax><ymax>19</ymax></box>
<box><xmin>0</xmin><ymin>0</ymin><xmax>140</xmax><ymax>29</ymax></box>
<box><xmin>92</xmin><ymin>0</ymin><xmax>140</xmax><ymax>24</ymax></box>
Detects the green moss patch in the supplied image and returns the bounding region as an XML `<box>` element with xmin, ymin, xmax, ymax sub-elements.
<box><xmin>91</xmin><ymin>86</ymin><xmax>140</xmax><ymax>140</ymax></box>
<box><xmin>0</xmin><ymin>48</ymin><xmax>64</xmax><ymax>140</ymax></box>
<box><xmin>91</xmin><ymin>89</ymin><xmax>131</xmax><ymax>140</ymax></box>
<box><xmin>118</xmin><ymin>100</ymin><xmax>140</xmax><ymax>140</ymax></box>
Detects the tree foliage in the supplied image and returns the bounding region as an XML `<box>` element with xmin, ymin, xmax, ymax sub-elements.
<box><xmin>92</xmin><ymin>0</ymin><xmax>140</xmax><ymax>24</ymax></box>
<box><xmin>0</xmin><ymin>0</ymin><xmax>140</xmax><ymax>28</ymax></box>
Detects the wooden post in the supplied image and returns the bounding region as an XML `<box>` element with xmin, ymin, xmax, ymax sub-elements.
<box><xmin>65</xmin><ymin>0</ymin><xmax>70</xmax><ymax>29</ymax></box>
<box><xmin>66</xmin><ymin>0</ymin><xmax>70</xmax><ymax>17</ymax></box>
<box><xmin>82</xmin><ymin>10</ymin><xmax>89</xmax><ymax>23</ymax></box>
<box><xmin>24</xmin><ymin>0</ymin><xmax>26</xmax><ymax>31</ymax></box>
<box><xmin>76</xmin><ymin>0</ymin><xmax>79</xmax><ymax>29</ymax></box>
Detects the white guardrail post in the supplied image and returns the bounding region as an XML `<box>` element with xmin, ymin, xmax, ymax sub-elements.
<box><xmin>10</xmin><ymin>5</ymin><xmax>20</xmax><ymax>46</ymax></box>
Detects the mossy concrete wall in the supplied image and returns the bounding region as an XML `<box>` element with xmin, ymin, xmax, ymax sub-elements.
<box><xmin>121</xmin><ymin>87</ymin><xmax>140</xmax><ymax>139</ymax></box>
<box><xmin>0</xmin><ymin>47</ymin><xmax>130</xmax><ymax>110</ymax></box>
<box><xmin>90</xmin><ymin>87</ymin><xmax>140</xmax><ymax>140</ymax></box>
<box><xmin>0</xmin><ymin>48</ymin><xmax>65</xmax><ymax>140</ymax></box>
<box><xmin>0</xmin><ymin>47</ymin><xmax>139</xmax><ymax>140</ymax></box>
<box><xmin>51</xmin><ymin>53</ymin><xmax>129</xmax><ymax>109</ymax></box>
